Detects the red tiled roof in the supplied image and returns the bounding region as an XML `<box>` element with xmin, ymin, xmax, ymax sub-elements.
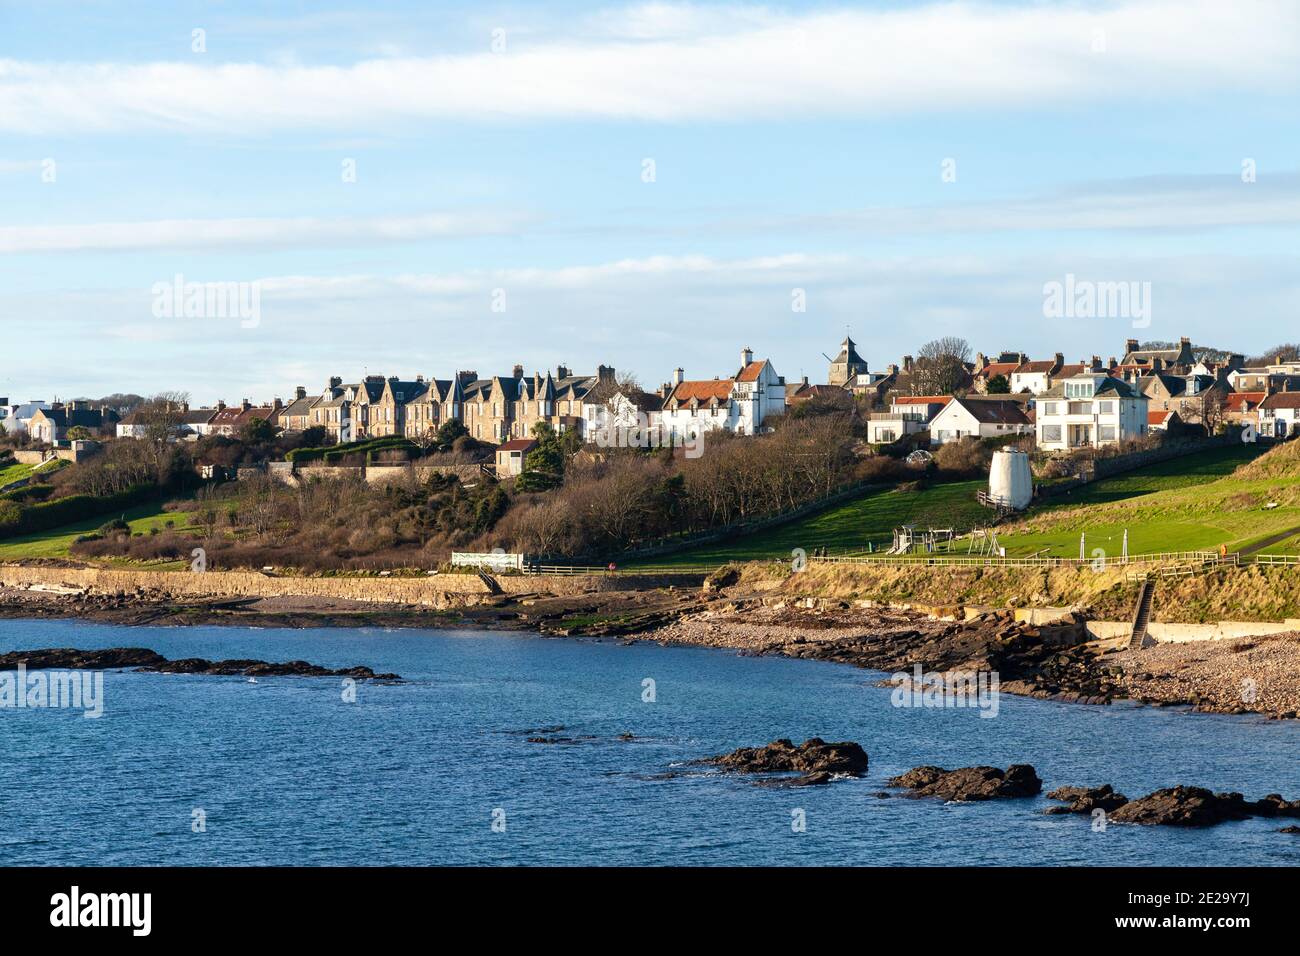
<box><xmin>975</xmin><ymin>362</ymin><xmax>1018</xmax><ymax>379</ymax></box>
<box><xmin>1148</xmin><ymin>410</ymin><xmax>1172</xmax><ymax>425</ymax></box>
<box><xmin>1225</xmin><ymin>391</ymin><xmax>1266</xmax><ymax>411</ymax></box>
<box><xmin>1014</xmin><ymin>360</ymin><xmax>1057</xmax><ymax>374</ymax></box>
<box><xmin>1261</xmin><ymin>392</ymin><xmax>1300</xmax><ymax>410</ymax></box>
<box><xmin>669</xmin><ymin>380</ymin><xmax>734</xmax><ymax>403</ymax></box>
<box><xmin>497</xmin><ymin>438</ymin><xmax>537</xmax><ymax>452</ymax></box>
<box><xmin>893</xmin><ymin>395</ymin><xmax>953</xmax><ymax>406</ymax></box>
<box><xmin>735</xmin><ymin>360</ymin><xmax>768</xmax><ymax>382</ymax></box>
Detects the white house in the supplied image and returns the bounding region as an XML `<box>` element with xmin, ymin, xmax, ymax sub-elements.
<box><xmin>865</xmin><ymin>395</ymin><xmax>950</xmax><ymax>444</ymax></box>
<box><xmin>1257</xmin><ymin>392</ymin><xmax>1300</xmax><ymax>439</ymax></box>
<box><xmin>1009</xmin><ymin>355</ymin><xmax>1062</xmax><ymax>395</ymax></box>
<box><xmin>1035</xmin><ymin>374</ymin><xmax>1148</xmax><ymax>451</ymax></box>
<box><xmin>657</xmin><ymin>348</ymin><xmax>786</xmax><ymax>440</ymax></box>
<box><xmin>928</xmin><ymin>397</ymin><xmax>1033</xmax><ymax>445</ymax></box>
<box><xmin>0</xmin><ymin>401</ymin><xmax>51</xmax><ymax>435</ymax></box>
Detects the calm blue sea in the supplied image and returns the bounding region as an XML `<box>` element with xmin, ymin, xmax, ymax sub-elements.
<box><xmin>1</xmin><ymin>618</ymin><xmax>1297</xmax><ymax>866</ymax></box>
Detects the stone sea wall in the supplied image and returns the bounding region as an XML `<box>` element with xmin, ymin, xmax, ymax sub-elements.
<box><xmin>0</xmin><ymin>564</ymin><xmax>702</xmax><ymax>607</ymax></box>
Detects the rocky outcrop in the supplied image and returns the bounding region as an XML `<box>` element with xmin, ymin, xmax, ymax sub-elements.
<box><xmin>0</xmin><ymin>647</ymin><xmax>400</xmax><ymax>680</ymax></box>
<box><xmin>143</xmin><ymin>658</ymin><xmax>399</xmax><ymax>680</ymax></box>
<box><xmin>705</xmin><ymin>738</ymin><xmax>869</xmax><ymax>776</ymax></box>
<box><xmin>1109</xmin><ymin>787</ymin><xmax>1260</xmax><ymax>827</ymax></box>
<box><xmin>0</xmin><ymin>647</ymin><xmax>164</xmax><ymax>669</ymax></box>
<box><xmin>887</xmin><ymin>764</ymin><xmax>1042</xmax><ymax>801</ymax></box>
<box><xmin>1043</xmin><ymin>784</ymin><xmax>1129</xmax><ymax>814</ymax></box>
<box><xmin>1047</xmin><ymin>783</ymin><xmax>1300</xmax><ymax>827</ymax></box>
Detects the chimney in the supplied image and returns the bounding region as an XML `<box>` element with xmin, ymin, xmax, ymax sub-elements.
<box><xmin>240</xmin><ymin>399</ymin><xmax>251</xmax><ymax>412</ymax></box>
<box><xmin>329</xmin><ymin>376</ymin><xmax>342</xmax><ymax>389</ymax></box>
<box><xmin>556</xmin><ymin>365</ymin><xmax>570</xmax><ymax>379</ymax></box>
<box><xmin>296</xmin><ymin>386</ymin><xmax>307</xmax><ymax>400</ymax></box>
<box><xmin>597</xmin><ymin>364</ymin><xmax>615</xmax><ymax>383</ymax></box>
<box><xmin>974</xmin><ymin>352</ymin><xmax>987</xmax><ymax>372</ymax></box>
<box><xmin>673</xmin><ymin>368</ymin><xmax>684</xmax><ymax>386</ymax></box>
<box><xmin>1126</xmin><ymin>338</ymin><xmax>1139</xmax><ymax>355</ymax></box>
<box><xmin>801</xmin><ymin>375</ymin><xmax>809</xmax><ymax>386</ymax></box>
<box><xmin>903</xmin><ymin>355</ymin><xmax>913</xmax><ymax>372</ymax></box>
<box><xmin>217</xmin><ymin>400</ymin><xmax>227</xmax><ymax>411</ymax></box>
<box><xmin>512</xmin><ymin>364</ymin><xmax>524</xmax><ymax>379</ymax></box>
<box><xmin>1090</xmin><ymin>355</ymin><xmax>1101</xmax><ymax>370</ymax></box>
<box><xmin>1152</xmin><ymin>357</ymin><xmax>1164</xmax><ymax>372</ymax></box>
<box><xmin>458</xmin><ymin>370</ymin><xmax>478</xmax><ymax>385</ymax></box>
<box><xmin>887</xmin><ymin>363</ymin><xmax>899</xmax><ymax>375</ymax></box>
<box><xmin>272</xmin><ymin>397</ymin><xmax>283</xmax><ymax>410</ymax></box>
<box><xmin>741</xmin><ymin>346</ymin><xmax>754</xmax><ymax>367</ymax></box>
<box><xmin>1053</xmin><ymin>352</ymin><xmax>1064</xmax><ymax>367</ymax></box>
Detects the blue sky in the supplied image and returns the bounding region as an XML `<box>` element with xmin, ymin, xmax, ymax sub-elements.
<box><xmin>2</xmin><ymin>0</ymin><xmax>1299</xmax><ymax>404</ymax></box>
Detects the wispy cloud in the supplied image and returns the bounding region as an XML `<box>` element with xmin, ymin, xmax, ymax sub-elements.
<box><xmin>0</xmin><ymin>210</ymin><xmax>533</xmax><ymax>253</ymax></box>
<box><xmin>2</xmin><ymin>1</ymin><xmax>1295</xmax><ymax>133</ymax></box>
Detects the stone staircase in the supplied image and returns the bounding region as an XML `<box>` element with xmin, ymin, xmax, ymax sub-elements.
<box><xmin>1127</xmin><ymin>578</ymin><xmax>1155</xmax><ymax>651</ymax></box>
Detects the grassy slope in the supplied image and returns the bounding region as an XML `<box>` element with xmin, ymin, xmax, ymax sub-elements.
<box><xmin>0</xmin><ymin>499</ymin><xmax>193</xmax><ymax>561</ymax></box>
<box><xmin>626</xmin><ymin>479</ymin><xmax>989</xmax><ymax>568</ymax></box>
<box><xmin>1000</xmin><ymin>442</ymin><xmax>1298</xmax><ymax>557</ymax></box>
<box><xmin>0</xmin><ymin>461</ymin><xmax>36</xmax><ymax>489</ymax></box>
<box><xmin>631</xmin><ymin>443</ymin><xmax>1287</xmax><ymax>569</ymax></box>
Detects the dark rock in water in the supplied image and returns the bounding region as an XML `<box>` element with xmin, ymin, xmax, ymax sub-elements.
<box><xmin>887</xmin><ymin>764</ymin><xmax>1042</xmax><ymax>801</ymax></box>
<box><xmin>1108</xmin><ymin>787</ymin><xmax>1258</xmax><ymax>827</ymax></box>
<box><xmin>1046</xmin><ymin>784</ymin><xmax>1300</xmax><ymax>827</ymax></box>
<box><xmin>0</xmin><ymin>647</ymin><xmax>399</xmax><ymax>680</ymax></box>
<box><xmin>1044</xmin><ymin>784</ymin><xmax>1129</xmax><ymax>815</ymax></box>
<box><xmin>0</xmin><ymin>647</ymin><xmax>165</xmax><ymax>670</ymax></box>
<box><xmin>705</xmin><ymin>738</ymin><xmax>869</xmax><ymax>776</ymax></box>
<box><xmin>1279</xmin><ymin>825</ymin><xmax>1300</xmax><ymax>834</ymax></box>
<box><xmin>142</xmin><ymin>658</ymin><xmax>399</xmax><ymax>680</ymax></box>
<box><xmin>1250</xmin><ymin>793</ymin><xmax>1300</xmax><ymax>818</ymax></box>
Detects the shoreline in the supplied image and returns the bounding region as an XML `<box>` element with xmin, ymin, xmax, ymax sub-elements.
<box><xmin>3</xmin><ymin>578</ymin><xmax>1298</xmax><ymax>721</ymax></box>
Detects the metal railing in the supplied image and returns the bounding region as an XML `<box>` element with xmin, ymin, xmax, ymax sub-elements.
<box><xmin>810</xmin><ymin>550</ymin><xmax>1223</xmax><ymax>569</ymax></box>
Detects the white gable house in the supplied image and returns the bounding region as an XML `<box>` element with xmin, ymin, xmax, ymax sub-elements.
<box><xmin>1035</xmin><ymin>374</ymin><xmax>1148</xmax><ymax>451</ymax></box>
<box><xmin>928</xmin><ymin>398</ymin><xmax>1033</xmax><ymax>445</ymax></box>
<box><xmin>657</xmin><ymin>348</ymin><xmax>786</xmax><ymax>440</ymax></box>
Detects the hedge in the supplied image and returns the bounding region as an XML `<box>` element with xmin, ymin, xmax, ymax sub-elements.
<box><xmin>287</xmin><ymin>435</ymin><xmax>415</xmax><ymax>464</ymax></box>
<box><xmin>0</xmin><ymin>484</ymin><xmax>160</xmax><ymax>538</ymax></box>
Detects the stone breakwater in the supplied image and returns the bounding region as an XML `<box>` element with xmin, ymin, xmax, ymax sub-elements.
<box><xmin>0</xmin><ymin>564</ymin><xmax>701</xmax><ymax>608</ymax></box>
<box><xmin>0</xmin><ymin>646</ymin><xmax>401</xmax><ymax>680</ymax></box>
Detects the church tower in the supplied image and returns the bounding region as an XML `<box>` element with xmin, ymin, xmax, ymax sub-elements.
<box><xmin>828</xmin><ymin>335</ymin><xmax>869</xmax><ymax>386</ymax></box>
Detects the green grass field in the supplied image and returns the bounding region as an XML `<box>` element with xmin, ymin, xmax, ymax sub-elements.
<box><xmin>0</xmin><ymin>498</ymin><xmax>195</xmax><ymax>561</ymax></box>
<box><xmin>0</xmin><ymin>460</ymin><xmax>36</xmax><ymax>489</ymax></box>
<box><xmin>628</xmin><ymin>442</ymin><xmax>1297</xmax><ymax>569</ymax></box>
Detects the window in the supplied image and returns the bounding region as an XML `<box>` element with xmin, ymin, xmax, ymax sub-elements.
<box><xmin>1068</xmin><ymin>402</ymin><xmax>1089</xmax><ymax>415</ymax></box>
<box><xmin>1042</xmin><ymin>402</ymin><xmax>1057</xmax><ymax>415</ymax></box>
<box><xmin>1097</xmin><ymin>401</ymin><xmax>1114</xmax><ymax>414</ymax></box>
<box><xmin>1042</xmin><ymin>424</ymin><xmax>1062</xmax><ymax>442</ymax></box>
<box><xmin>1099</xmin><ymin>425</ymin><xmax>1117</xmax><ymax>441</ymax></box>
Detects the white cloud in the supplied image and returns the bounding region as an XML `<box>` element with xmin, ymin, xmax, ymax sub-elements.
<box><xmin>0</xmin><ymin>210</ymin><xmax>532</xmax><ymax>253</ymax></box>
<box><xmin>1</xmin><ymin>1</ymin><xmax>1295</xmax><ymax>133</ymax></box>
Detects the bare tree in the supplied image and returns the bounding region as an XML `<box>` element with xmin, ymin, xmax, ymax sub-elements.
<box><xmin>912</xmin><ymin>337</ymin><xmax>972</xmax><ymax>396</ymax></box>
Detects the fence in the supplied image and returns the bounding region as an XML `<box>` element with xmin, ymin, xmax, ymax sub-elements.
<box><xmin>810</xmin><ymin>550</ymin><xmax>1224</xmax><ymax>570</ymax></box>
